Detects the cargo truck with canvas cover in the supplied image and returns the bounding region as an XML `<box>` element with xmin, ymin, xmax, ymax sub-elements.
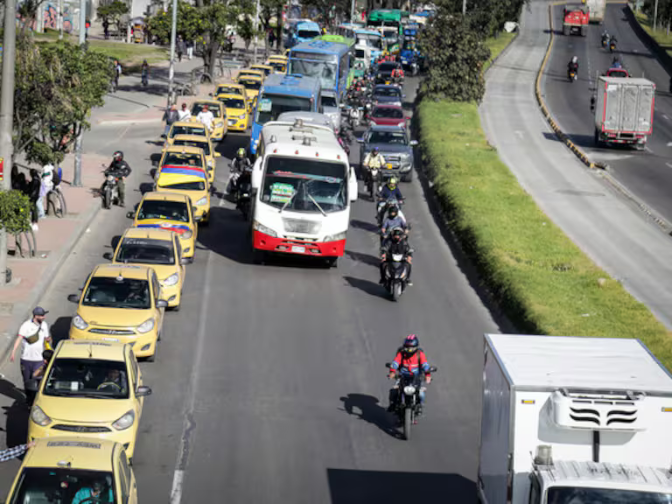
<box><xmin>250</xmin><ymin>119</ymin><xmax>358</xmax><ymax>266</ymax></box>
<box><xmin>594</xmin><ymin>76</ymin><xmax>655</xmax><ymax>149</ymax></box>
<box><xmin>478</xmin><ymin>333</ymin><xmax>672</xmax><ymax>504</ymax></box>
<box><xmin>586</xmin><ymin>0</ymin><xmax>606</xmax><ymax>23</ymax></box>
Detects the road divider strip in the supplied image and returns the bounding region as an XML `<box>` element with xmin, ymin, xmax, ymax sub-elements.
<box><xmin>535</xmin><ymin>2</ymin><xmax>608</xmax><ymax>170</ymax></box>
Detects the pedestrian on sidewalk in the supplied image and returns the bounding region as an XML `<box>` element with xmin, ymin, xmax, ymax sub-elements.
<box><xmin>269</xmin><ymin>29</ymin><xmax>276</xmax><ymax>50</ymax></box>
<box><xmin>141</xmin><ymin>60</ymin><xmax>149</xmax><ymax>87</ymax></box>
<box><xmin>187</xmin><ymin>39</ymin><xmax>194</xmax><ymax>60</ymax></box>
<box><xmin>25</xmin><ymin>169</ymin><xmax>41</xmax><ymax>231</ymax></box>
<box><xmin>36</xmin><ymin>163</ymin><xmax>54</xmax><ymax>220</ymax></box>
<box><xmin>163</xmin><ymin>104</ymin><xmax>179</xmax><ymax>137</ymax></box>
<box><xmin>177</xmin><ymin>37</ymin><xmax>185</xmax><ymax>62</ymax></box>
<box><xmin>178</xmin><ymin>102</ymin><xmax>191</xmax><ymax>121</ymax></box>
<box><xmin>112</xmin><ymin>59</ymin><xmax>122</xmax><ymax>92</ymax></box>
<box><xmin>10</xmin><ymin>307</ymin><xmax>52</xmax><ymax>405</ymax></box>
<box><xmin>103</xmin><ymin>19</ymin><xmax>110</xmax><ymax>39</ymax></box>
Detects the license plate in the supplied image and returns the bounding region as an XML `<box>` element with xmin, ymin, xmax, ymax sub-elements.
<box><xmin>102</xmin><ymin>337</ymin><xmax>119</xmax><ymax>342</ymax></box>
<box><xmin>291</xmin><ymin>246</ymin><xmax>306</xmax><ymax>253</ymax></box>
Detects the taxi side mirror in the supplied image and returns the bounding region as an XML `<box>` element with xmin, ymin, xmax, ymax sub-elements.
<box><xmin>180</xmin><ymin>257</ymin><xmax>191</xmax><ymax>265</ymax></box>
<box><xmin>136</xmin><ymin>386</ymin><xmax>152</xmax><ymax>397</ymax></box>
<box><xmin>67</xmin><ymin>294</ymin><xmax>80</xmax><ymax>303</ymax></box>
<box><xmin>103</xmin><ymin>252</ymin><xmax>113</xmax><ymax>261</ymax></box>
<box><xmin>215</xmin><ymin>152</ymin><xmax>221</xmax><ymax>157</ymax></box>
<box><xmin>192</xmin><ymin>206</ymin><xmax>198</xmax><ymax>215</ymax></box>
<box><xmin>156</xmin><ymin>299</ymin><xmax>168</xmax><ymax>309</ymax></box>
<box><xmin>126</xmin><ymin>211</ymin><xmax>134</xmax><ymax>219</ymax></box>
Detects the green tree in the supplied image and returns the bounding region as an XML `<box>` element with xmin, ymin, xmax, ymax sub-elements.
<box><xmin>419</xmin><ymin>13</ymin><xmax>490</xmax><ymax>101</ymax></box>
<box><xmin>17</xmin><ymin>0</ymin><xmax>50</xmax><ymax>36</ymax></box>
<box><xmin>97</xmin><ymin>0</ymin><xmax>130</xmax><ymax>39</ymax></box>
<box><xmin>259</xmin><ymin>0</ymin><xmax>284</xmax><ymax>54</ymax></box>
<box><xmin>12</xmin><ymin>36</ymin><xmax>113</xmax><ymax>165</ymax></box>
<box><xmin>0</xmin><ymin>191</ymin><xmax>31</xmax><ymax>235</ymax></box>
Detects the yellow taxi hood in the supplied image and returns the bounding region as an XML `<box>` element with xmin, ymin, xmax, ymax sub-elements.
<box><xmin>144</xmin><ymin>263</ymin><xmax>176</xmax><ymax>281</ymax></box>
<box><xmin>37</xmin><ymin>395</ymin><xmax>133</xmax><ymax>424</ymax></box>
<box><xmin>78</xmin><ymin>306</ymin><xmax>153</xmax><ymax>327</ymax></box>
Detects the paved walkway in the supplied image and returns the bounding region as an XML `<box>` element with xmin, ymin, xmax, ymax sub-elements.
<box><xmin>0</xmin><ymin>55</ymin><xmax>240</xmax><ymax>348</ymax></box>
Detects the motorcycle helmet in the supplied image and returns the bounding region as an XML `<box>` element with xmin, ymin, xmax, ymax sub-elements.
<box><xmin>388</xmin><ymin>205</ymin><xmax>399</xmax><ymax>219</ymax></box>
<box><xmin>372</xmin><ymin>147</ymin><xmax>380</xmax><ymax>155</ymax></box>
<box><xmin>387</xmin><ymin>177</ymin><xmax>398</xmax><ymax>189</ymax></box>
<box><xmin>113</xmin><ymin>151</ymin><xmax>124</xmax><ymax>161</ymax></box>
<box><xmin>390</xmin><ymin>227</ymin><xmax>404</xmax><ymax>242</ymax></box>
<box><xmin>402</xmin><ymin>334</ymin><xmax>419</xmax><ymax>355</ymax></box>
<box><xmin>571</xmin><ymin>56</ymin><xmax>578</xmax><ymax>64</ymax></box>
<box><xmin>237</xmin><ymin>148</ymin><xmax>246</xmax><ymax>159</ymax></box>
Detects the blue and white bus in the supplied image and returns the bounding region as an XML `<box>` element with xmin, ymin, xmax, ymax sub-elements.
<box><xmin>288</xmin><ymin>40</ymin><xmax>353</xmax><ymax>102</ymax></box>
<box><xmin>248</xmin><ymin>74</ymin><xmax>322</xmax><ymax>156</ymax></box>
<box><xmin>285</xmin><ymin>20</ymin><xmax>321</xmax><ymax>48</ymax></box>
<box><xmin>353</xmin><ymin>28</ymin><xmax>385</xmax><ymax>62</ymax></box>
<box><xmin>334</xmin><ymin>22</ymin><xmax>364</xmax><ymax>40</ymax></box>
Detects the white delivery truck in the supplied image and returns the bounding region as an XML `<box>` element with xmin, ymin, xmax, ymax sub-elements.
<box><xmin>586</xmin><ymin>0</ymin><xmax>606</xmax><ymax>23</ymax></box>
<box><xmin>478</xmin><ymin>334</ymin><xmax>672</xmax><ymax>504</ymax></box>
<box><xmin>594</xmin><ymin>76</ymin><xmax>655</xmax><ymax>150</ymax></box>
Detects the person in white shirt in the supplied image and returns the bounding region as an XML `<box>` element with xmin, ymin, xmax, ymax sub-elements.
<box><xmin>178</xmin><ymin>103</ymin><xmax>191</xmax><ymax>121</ymax></box>
<box><xmin>10</xmin><ymin>306</ymin><xmax>52</xmax><ymax>403</ymax></box>
<box><xmin>196</xmin><ymin>104</ymin><xmax>215</xmax><ymax>132</ymax></box>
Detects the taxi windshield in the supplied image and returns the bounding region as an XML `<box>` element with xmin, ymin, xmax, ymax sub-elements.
<box><xmin>163</xmin><ymin>152</ymin><xmax>203</xmax><ymax>167</ymax></box>
<box><xmin>216</xmin><ymin>85</ymin><xmax>242</xmax><ymax>96</ymax></box>
<box><xmin>375</xmin><ymin>87</ymin><xmax>401</xmax><ymax>97</ymax></box>
<box><xmin>83</xmin><ymin>277</ymin><xmax>151</xmax><ymax>309</ymax></box>
<box><xmin>191</xmin><ymin>103</ymin><xmax>221</xmax><ymax>117</ymax></box>
<box><xmin>159</xmin><ymin>181</ymin><xmax>206</xmax><ymax>191</ymax></box>
<box><xmin>115</xmin><ymin>238</ymin><xmax>175</xmax><ymax>265</ymax></box>
<box><xmin>173</xmin><ymin>140</ymin><xmax>211</xmax><ymax>156</ymax></box>
<box><xmin>138</xmin><ymin>201</ymin><xmax>189</xmax><ymax>222</ymax></box>
<box><xmin>219</xmin><ymin>97</ymin><xmax>246</xmax><ymax>109</ymax></box>
<box><xmin>170</xmin><ymin>125</ymin><xmax>205</xmax><ymax>138</ymax></box>
<box><xmin>11</xmin><ymin>467</ymin><xmax>115</xmax><ymax>503</ymax></box>
<box><xmin>44</xmin><ymin>358</ymin><xmax>130</xmax><ymax>399</ymax></box>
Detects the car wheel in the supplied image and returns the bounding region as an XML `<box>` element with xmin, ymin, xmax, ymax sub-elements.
<box><xmin>402</xmin><ymin>171</ymin><xmax>413</xmax><ymax>182</ymax></box>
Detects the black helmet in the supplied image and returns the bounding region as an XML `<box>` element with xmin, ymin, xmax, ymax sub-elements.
<box><xmin>388</xmin><ymin>205</ymin><xmax>399</xmax><ymax>218</ymax></box>
<box><xmin>113</xmin><ymin>151</ymin><xmax>124</xmax><ymax>161</ymax></box>
<box><xmin>403</xmin><ymin>334</ymin><xmax>419</xmax><ymax>355</ymax></box>
<box><xmin>372</xmin><ymin>147</ymin><xmax>379</xmax><ymax>155</ymax></box>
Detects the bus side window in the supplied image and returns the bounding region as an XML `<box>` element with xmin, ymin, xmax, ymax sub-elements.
<box><xmin>340</xmin><ymin>54</ymin><xmax>348</xmax><ymax>81</ymax></box>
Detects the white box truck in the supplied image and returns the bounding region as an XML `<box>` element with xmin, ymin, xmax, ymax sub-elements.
<box><xmin>586</xmin><ymin>0</ymin><xmax>606</xmax><ymax>23</ymax></box>
<box><xmin>478</xmin><ymin>334</ymin><xmax>672</xmax><ymax>504</ymax></box>
<box><xmin>594</xmin><ymin>76</ymin><xmax>655</xmax><ymax>150</ymax></box>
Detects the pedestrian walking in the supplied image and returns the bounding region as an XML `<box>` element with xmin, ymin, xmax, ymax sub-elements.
<box><xmin>163</xmin><ymin>104</ymin><xmax>179</xmax><ymax>137</ymax></box>
<box><xmin>178</xmin><ymin>103</ymin><xmax>192</xmax><ymax>121</ymax></box>
<box><xmin>187</xmin><ymin>39</ymin><xmax>194</xmax><ymax>60</ymax></box>
<box><xmin>112</xmin><ymin>59</ymin><xmax>122</xmax><ymax>92</ymax></box>
<box><xmin>10</xmin><ymin>307</ymin><xmax>52</xmax><ymax>405</ymax></box>
<box><xmin>0</xmin><ymin>442</ymin><xmax>36</xmax><ymax>463</ymax></box>
<box><xmin>141</xmin><ymin>60</ymin><xmax>149</xmax><ymax>87</ymax></box>
<box><xmin>37</xmin><ymin>163</ymin><xmax>54</xmax><ymax>220</ymax></box>
<box><xmin>177</xmin><ymin>37</ymin><xmax>185</xmax><ymax>62</ymax></box>
<box><xmin>103</xmin><ymin>19</ymin><xmax>110</xmax><ymax>39</ymax></box>
<box><xmin>25</xmin><ymin>169</ymin><xmax>41</xmax><ymax>231</ymax></box>
<box><xmin>269</xmin><ymin>29</ymin><xmax>276</xmax><ymax>50</ymax></box>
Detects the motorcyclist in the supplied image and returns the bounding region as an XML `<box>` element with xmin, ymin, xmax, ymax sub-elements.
<box><xmin>567</xmin><ymin>56</ymin><xmax>579</xmax><ymax>77</ymax></box>
<box><xmin>601</xmin><ymin>30</ymin><xmax>610</xmax><ymax>46</ymax></box>
<box><xmin>379</xmin><ymin>227</ymin><xmax>413</xmax><ymax>286</ymax></box>
<box><xmin>609</xmin><ymin>35</ymin><xmax>618</xmax><ymax>50</ymax></box>
<box><xmin>228</xmin><ymin>148</ymin><xmax>252</xmax><ymax>196</ymax></box>
<box><xmin>380</xmin><ymin>204</ymin><xmax>407</xmax><ymax>240</ymax></box>
<box><xmin>103</xmin><ymin>151</ymin><xmax>131</xmax><ymax>207</ymax></box>
<box><xmin>363</xmin><ymin>147</ymin><xmax>386</xmax><ymax>190</ymax></box>
<box><xmin>611</xmin><ymin>56</ymin><xmax>622</xmax><ymax>68</ymax></box>
<box><xmin>378</xmin><ymin>176</ymin><xmax>404</xmax><ymax>223</ymax></box>
<box><xmin>387</xmin><ymin>334</ymin><xmax>431</xmax><ymax>413</ymax></box>
<box><xmin>391</xmin><ymin>65</ymin><xmax>405</xmax><ymax>82</ymax></box>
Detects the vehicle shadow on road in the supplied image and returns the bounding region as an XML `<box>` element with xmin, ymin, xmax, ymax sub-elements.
<box><xmin>343</xmin><ymin>276</ymin><xmax>387</xmax><ymax>299</ymax></box>
<box><xmin>196</xmin><ymin>206</ymin><xmax>252</xmax><ymax>264</ymax></box>
<box><xmin>327</xmin><ymin>468</ymin><xmax>475</xmax><ymax>503</ymax></box>
<box><xmin>345</xmin><ymin>250</ymin><xmax>380</xmax><ymax>267</ymax></box>
<box><xmin>349</xmin><ymin>219</ymin><xmax>379</xmax><ymax>234</ymax></box>
<box><xmin>51</xmin><ymin>316</ymin><xmax>73</xmax><ymax>348</ymax></box>
<box><xmin>338</xmin><ymin>393</ymin><xmax>401</xmax><ymax>440</ymax></box>
<box><xmin>0</xmin><ymin>380</ymin><xmax>29</xmax><ymax>448</ymax></box>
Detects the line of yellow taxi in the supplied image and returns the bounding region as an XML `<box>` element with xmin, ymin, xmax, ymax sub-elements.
<box><xmin>7</xmin><ymin>70</ymin><xmax>280</xmax><ymax>501</ymax></box>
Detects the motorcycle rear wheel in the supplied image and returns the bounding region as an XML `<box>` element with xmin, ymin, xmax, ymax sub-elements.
<box><xmin>403</xmin><ymin>407</ymin><xmax>412</xmax><ymax>440</ymax></box>
<box><xmin>103</xmin><ymin>189</ymin><xmax>111</xmax><ymax>209</ymax></box>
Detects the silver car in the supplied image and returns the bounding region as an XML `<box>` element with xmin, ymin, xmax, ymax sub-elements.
<box><xmin>320</xmin><ymin>91</ymin><xmax>342</xmax><ymax>133</ymax></box>
<box><xmin>358</xmin><ymin>124</ymin><xmax>418</xmax><ymax>182</ymax></box>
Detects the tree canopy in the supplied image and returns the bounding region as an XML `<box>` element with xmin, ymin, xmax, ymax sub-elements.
<box><xmin>97</xmin><ymin>1</ymin><xmax>129</xmax><ymax>37</ymax></box>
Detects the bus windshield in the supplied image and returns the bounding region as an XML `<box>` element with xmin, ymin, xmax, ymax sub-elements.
<box><xmin>261</xmin><ymin>157</ymin><xmax>347</xmax><ymax>213</ymax></box>
<box><xmin>256</xmin><ymin>93</ymin><xmax>312</xmax><ymax>125</ymax></box>
<box><xmin>288</xmin><ymin>59</ymin><xmax>338</xmax><ymax>90</ymax></box>
<box><xmin>546</xmin><ymin>487</ymin><xmax>672</xmax><ymax>504</ymax></box>
<box><xmin>356</xmin><ymin>35</ymin><xmax>383</xmax><ymax>50</ymax></box>
<box><xmin>298</xmin><ymin>29</ymin><xmax>320</xmax><ymax>39</ymax></box>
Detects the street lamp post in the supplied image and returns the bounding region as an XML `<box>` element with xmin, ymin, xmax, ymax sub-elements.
<box><xmin>166</xmin><ymin>0</ymin><xmax>178</xmax><ymax>109</ymax></box>
<box><xmin>253</xmin><ymin>0</ymin><xmax>260</xmax><ymax>64</ymax></box>
<box><xmin>72</xmin><ymin>0</ymin><xmax>88</xmax><ymax>187</ymax></box>
<box><xmin>0</xmin><ymin>0</ymin><xmax>18</xmax><ymax>285</ymax></box>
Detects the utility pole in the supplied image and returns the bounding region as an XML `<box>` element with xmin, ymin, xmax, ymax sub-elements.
<box><xmin>253</xmin><ymin>0</ymin><xmax>260</xmax><ymax>64</ymax></box>
<box><xmin>350</xmin><ymin>0</ymin><xmax>356</xmax><ymax>24</ymax></box>
<box><xmin>653</xmin><ymin>0</ymin><xmax>659</xmax><ymax>30</ymax></box>
<box><xmin>166</xmin><ymin>0</ymin><xmax>178</xmax><ymax>109</ymax></box>
<box><xmin>0</xmin><ymin>0</ymin><xmax>18</xmax><ymax>286</ymax></box>
<box><xmin>58</xmin><ymin>0</ymin><xmax>64</xmax><ymax>39</ymax></box>
<box><xmin>462</xmin><ymin>0</ymin><xmax>467</xmax><ymax>15</ymax></box>
<box><xmin>72</xmin><ymin>0</ymin><xmax>87</xmax><ymax>187</ymax></box>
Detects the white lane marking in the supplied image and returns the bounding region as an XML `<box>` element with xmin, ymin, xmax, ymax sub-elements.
<box><xmin>170</xmin><ymin>470</ymin><xmax>184</xmax><ymax>504</ymax></box>
<box><xmin>663</xmin><ymin>114</ymin><xmax>670</xmax><ymax>121</ymax></box>
<box><xmin>666</xmin><ymin>162</ymin><xmax>672</xmax><ymax>169</ymax></box>
<box><xmin>515</xmin><ymin>130</ymin><xmax>524</xmax><ymax>139</ymax></box>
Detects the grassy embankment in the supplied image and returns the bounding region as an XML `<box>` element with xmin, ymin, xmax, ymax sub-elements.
<box><xmin>417</xmin><ymin>33</ymin><xmax>672</xmax><ymax>367</ymax></box>
<box><xmin>633</xmin><ymin>10</ymin><xmax>672</xmax><ymax>58</ymax></box>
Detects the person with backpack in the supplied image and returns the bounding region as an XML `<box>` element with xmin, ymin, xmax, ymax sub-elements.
<box><xmin>10</xmin><ymin>307</ymin><xmax>52</xmax><ymax>405</ymax></box>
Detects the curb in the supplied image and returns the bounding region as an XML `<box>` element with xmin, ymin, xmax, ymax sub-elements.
<box><xmin>535</xmin><ymin>3</ymin><xmax>606</xmax><ymax>170</ymax></box>
<box><xmin>95</xmin><ymin>117</ymin><xmax>164</xmax><ymax>126</ymax></box>
<box><xmin>0</xmin><ymin>200</ymin><xmax>102</xmax><ymax>364</ymax></box>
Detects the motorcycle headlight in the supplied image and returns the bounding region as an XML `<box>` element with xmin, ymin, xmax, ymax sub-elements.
<box><xmin>31</xmin><ymin>405</ymin><xmax>52</xmax><ymax>427</ymax></box>
<box><xmin>403</xmin><ymin>385</ymin><xmax>416</xmax><ymax>395</ymax></box>
<box><xmin>112</xmin><ymin>410</ymin><xmax>135</xmax><ymax>431</ymax></box>
<box><xmin>137</xmin><ymin>318</ymin><xmax>155</xmax><ymax>334</ymax></box>
<box><xmin>181</xmin><ymin>229</ymin><xmax>193</xmax><ymax>239</ymax></box>
<box><xmin>195</xmin><ymin>197</ymin><xmax>208</xmax><ymax>206</ymax></box>
<box><xmin>73</xmin><ymin>314</ymin><xmax>88</xmax><ymax>330</ymax></box>
<box><xmin>253</xmin><ymin>221</ymin><xmax>278</xmax><ymax>237</ymax></box>
<box><xmin>163</xmin><ymin>273</ymin><xmax>179</xmax><ymax>286</ymax></box>
<box><xmin>324</xmin><ymin>231</ymin><xmax>347</xmax><ymax>242</ymax></box>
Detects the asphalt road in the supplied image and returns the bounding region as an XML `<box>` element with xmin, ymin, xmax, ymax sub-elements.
<box><xmin>543</xmin><ymin>2</ymin><xmax>672</xmax><ymax>223</ymax></box>
<box><xmin>0</xmin><ymin>77</ymin><xmax>499</xmax><ymax>502</ymax></box>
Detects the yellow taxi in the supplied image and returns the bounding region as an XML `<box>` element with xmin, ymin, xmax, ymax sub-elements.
<box><xmin>128</xmin><ymin>192</ymin><xmax>197</xmax><ymax>263</ymax></box>
<box><xmin>158</xmin><ymin>144</ymin><xmax>208</xmax><ymax>182</ymax></box>
<box><xmin>250</xmin><ymin>63</ymin><xmax>273</xmax><ymax>77</ymax></box>
<box><xmin>27</xmin><ymin>341</ymin><xmax>151</xmax><ymax>462</ymax></box>
<box><xmin>68</xmin><ymin>264</ymin><xmax>166</xmax><ymax>361</ymax></box>
<box><xmin>169</xmin><ymin>135</ymin><xmax>219</xmax><ymax>184</ymax></box>
<box><xmin>164</xmin><ymin>120</ymin><xmax>211</xmax><ymax>148</ymax></box>
<box><xmin>5</xmin><ymin>437</ymin><xmax>137</xmax><ymax>502</ymax></box>
<box><xmin>155</xmin><ymin>163</ymin><xmax>211</xmax><ymax>225</ymax></box>
<box><xmin>190</xmin><ymin>99</ymin><xmax>227</xmax><ymax>141</ymax></box>
<box><xmin>266</xmin><ymin>55</ymin><xmax>287</xmax><ymax>74</ymax></box>
<box><xmin>237</xmin><ymin>75</ymin><xmax>263</xmax><ymax>108</ymax></box>
<box><xmin>107</xmin><ymin>227</ymin><xmax>187</xmax><ymax>309</ymax></box>
<box><xmin>215</xmin><ymin>82</ymin><xmax>247</xmax><ymax>99</ymax></box>
<box><xmin>217</xmin><ymin>93</ymin><xmax>250</xmax><ymax>132</ymax></box>
<box><xmin>236</xmin><ymin>68</ymin><xmax>265</xmax><ymax>82</ymax></box>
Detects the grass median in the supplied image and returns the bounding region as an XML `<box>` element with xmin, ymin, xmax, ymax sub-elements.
<box><xmin>416</xmin><ymin>35</ymin><xmax>672</xmax><ymax>368</ymax></box>
<box><xmin>633</xmin><ymin>10</ymin><xmax>672</xmax><ymax>58</ymax></box>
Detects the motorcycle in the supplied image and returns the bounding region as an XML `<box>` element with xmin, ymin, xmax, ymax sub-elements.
<box><xmin>609</xmin><ymin>40</ymin><xmax>616</xmax><ymax>53</ymax></box>
<box><xmin>385</xmin><ymin>363</ymin><xmax>437</xmax><ymax>440</ymax></box>
<box><xmin>367</xmin><ymin>165</ymin><xmax>380</xmax><ymax>200</ymax></box>
<box><xmin>568</xmin><ymin>69</ymin><xmax>577</xmax><ymax>82</ymax></box>
<box><xmin>236</xmin><ymin>173</ymin><xmax>252</xmax><ymax>221</ymax></box>
<box><xmin>601</xmin><ymin>35</ymin><xmax>609</xmax><ymax>48</ymax></box>
<box><xmin>348</xmin><ymin>107</ymin><xmax>362</xmax><ymax>129</ymax></box>
<box><xmin>377</xmin><ymin>197</ymin><xmax>405</xmax><ymax>227</ymax></box>
<box><xmin>382</xmin><ymin>252</ymin><xmax>411</xmax><ymax>301</ymax></box>
<box><xmin>101</xmin><ymin>169</ymin><xmax>120</xmax><ymax>209</ymax></box>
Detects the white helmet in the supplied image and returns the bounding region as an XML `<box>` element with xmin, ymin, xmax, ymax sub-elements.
<box><xmin>572</xmin><ymin>56</ymin><xmax>578</xmax><ymax>64</ymax></box>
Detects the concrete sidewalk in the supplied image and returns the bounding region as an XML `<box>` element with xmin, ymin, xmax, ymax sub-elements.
<box><xmin>479</xmin><ymin>0</ymin><xmax>672</xmax><ymax>329</ymax></box>
<box><xmin>0</xmin><ymin>55</ymin><xmax>227</xmax><ymax>350</ymax></box>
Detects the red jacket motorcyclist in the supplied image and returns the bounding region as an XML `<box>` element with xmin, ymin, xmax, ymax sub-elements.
<box><xmin>388</xmin><ymin>334</ymin><xmax>431</xmax><ymax>383</ymax></box>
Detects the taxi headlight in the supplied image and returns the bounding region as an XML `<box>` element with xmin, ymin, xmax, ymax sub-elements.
<box><xmin>253</xmin><ymin>221</ymin><xmax>278</xmax><ymax>237</ymax></box>
<box><xmin>163</xmin><ymin>273</ymin><xmax>179</xmax><ymax>286</ymax></box>
<box><xmin>137</xmin><ymin>318</ymin><xmax>155</xmax><ymax>334</ymax></box>
<box><xmin>112</xmin><ymin>410</ymin><xmax>135</xmax><ymax>431</ymax></box>
<box><xmin>31</xmin><ymin>405</ymin><xmax>52</xmax><ymax>427</ymax></box>
<box><xmin>324</xmin><ymin>231</ymin><xmax>347</xmax><ymax>242</ymax></box>
<box><xmin>181</xmin><ymin>229</ymin><xmax>193</xmax><ymax>239</ymax></box>
<box><xmin>215</xmin><ymin>120</ymin><xmax>224</xmax><ymax>128</ymax></box>
<box><xmin>195</xmin><ymin>197</ymin><xmax>208</xmax><ymax>206</ymax></box>
<box><xmin>239</xmin><ymin>113</ymin><xmax>246</xmax><ymax>120</ymax></box>
<box><xmin>73</xmin><ymin>314</ymin><xmax>88</xmax><ymax>330</ymax></box>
